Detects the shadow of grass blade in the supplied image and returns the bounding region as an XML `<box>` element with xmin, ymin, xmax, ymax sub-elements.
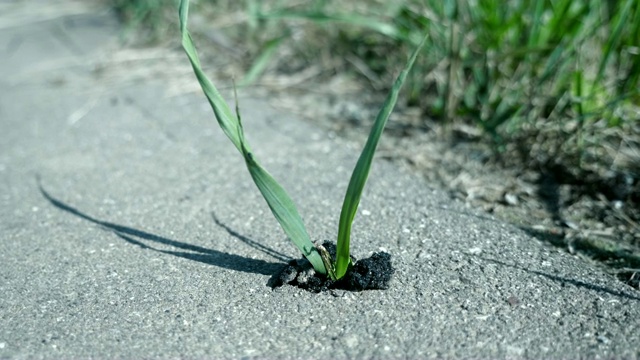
<box><xmin>334</xmin><ymin>34</ymin><xmax>429</xmax><ymax>280</ymax></box>
<box><xmin>178</xmin><ymin>0</ymin><xmax>326</xmax><ymax>275</ymax></box>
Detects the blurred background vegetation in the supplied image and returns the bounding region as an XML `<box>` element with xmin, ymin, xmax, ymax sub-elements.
<box><xmin>107</xmin><ymin>0</ymin><xmax>639</xmax><ymax>287</ymax></box>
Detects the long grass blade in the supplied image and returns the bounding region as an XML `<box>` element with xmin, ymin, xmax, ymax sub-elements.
<box><xmin>179</xmin><ymin>1</ymin><xmax>240</xmax><ymax>151</ymax></box>
<box><xmin>595</xmin><ymin>0</ymin><xmax>633</xmax><ymax>87</ymax></box>
<box><xmin>239</xmin><ymin>35</ymin><xmax>286</xmax><ymax>87</ymax></box>
<box><xmin>179</xmin><ymin>0</ymin><xmax>326</xmax><ymax>274</ymax></box>
<box><xmin>334</xmin><ymin>34</ymin><xmax>429</xmax><ymax>279</ymax></box>
<box><xmin>527</xmin><ymin>0</ymin><xmax>545</xmax><ymax>48</ymax></box>
<box><xmin>258</xmin><ymin>10</ymin><xmax>408</xmax><ymax>42</ymax></box>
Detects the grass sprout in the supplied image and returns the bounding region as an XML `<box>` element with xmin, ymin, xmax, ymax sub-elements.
<box><xmin>334</xmin><ymin>33</ymin><xmax>427</xmax><ymax>279</ymax></box>
<box><xmin>179</xmin><ymin>0</ymin><xmax>326</xmax><ymax>275</ymax></box>
<box><xmin>179</xmin><ymin>0</ymin><xmax>426</xmax><ymax>280</ymax></box>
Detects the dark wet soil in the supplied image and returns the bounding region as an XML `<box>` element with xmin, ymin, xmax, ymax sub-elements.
<box><xmin>270</xmin><ymin>242</ymin><xmax>395</xmax><ymax>293</ymax></box>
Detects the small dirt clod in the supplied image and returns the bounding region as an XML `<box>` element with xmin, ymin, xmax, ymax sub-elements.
<box><xmin>270</xmin><ymin>242</ymin><xmax>395</xmax><ymax>293</ymax></box>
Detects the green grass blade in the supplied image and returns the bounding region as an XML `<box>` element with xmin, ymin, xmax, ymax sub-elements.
<box><xmin>334</xmin><ymin>34</ymin><xmax>429</xmax><ymax>280</ymax></box>
<box><xmin>527</xmin><ymin>0</ymin><xmax>545</xmax><ymax>48</ymax></box>
<box><xmin>239</xmin><ymin>35</ymin><xmax>286</xmax><ymax>87</ymax></box>
<box><xmin>258</xmin><ymin>10</ymin><xmax>408</xmax><ymax>42</ymax></box>
<box><xmin>179</xmin><ymin>0</ymin><xmax>241</xmax><ymax>152</ymax></box>
<box><xmin>178</xmin><ymin>0</ymin><xmax>326</xmax><ymax>275</ymax></box>
<box><xmin>235</xmin><ymin>107</ymin><xmax>325</xmax><ymax>273</ymax></box>
<box><xmin>595</xmin><ymin>0</ymin><xmax>633</xmax><ymax>87</ymax></box>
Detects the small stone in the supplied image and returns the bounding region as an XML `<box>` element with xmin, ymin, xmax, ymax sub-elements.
<box><xmin>504</xmin><ymin>192</ymin><xmax>518</xmax><ymax>206</ymax></box>
<box><xmin>344</xmin><ymin>334</ymin><xmax>359</xmax><ymax>348</ymax></box>
<box><xmin>468</xmin><ymin>247</ymin><xmax>482</xmax><ymax>255</ymax></box>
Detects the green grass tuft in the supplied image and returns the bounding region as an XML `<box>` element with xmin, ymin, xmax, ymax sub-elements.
<box><xmin>179</xmin><ymin>0</ymin><xmax>327</xmax><ymax>275</ymax></box>
<box><xmin>119</xmin><ymin>0</ymin><xmax>639</xmax><ymax>283</ymax></box>
<box><xmin>178</xmin><ymin>0</ymin><xmax>426</xmax><ymax>281</ymax></box>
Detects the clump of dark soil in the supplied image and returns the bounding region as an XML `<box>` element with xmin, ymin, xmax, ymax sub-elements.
<box><xmin>270</xmin><ymin>242</ymin><xmax>395</xmax><ymax>293</ymax></box>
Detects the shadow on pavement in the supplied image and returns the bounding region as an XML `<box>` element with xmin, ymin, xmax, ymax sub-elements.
<box><xmin>475</xmin><ymin>255</ymin><xmax>640</xmax><ymax>301</ymax></box>
<box><xmin>521</xmin><ymin>226</ymin><xmax>640</xmax><ymax>290</ymax></box>
<box><xmin>210</xmin><ymin>211</ymin><xmax>292</xmax><ymax>263</ymax></box>
<box><xmin>38</xmin><ymin>179</ymin><xmax>285</xmax><ymax>277</ymax></box>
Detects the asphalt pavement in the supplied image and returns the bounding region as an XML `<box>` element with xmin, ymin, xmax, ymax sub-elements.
<box><xmin>1</xmin><ymin>1</ymin><xmax>639</xmax><ymax>358</ymax></box>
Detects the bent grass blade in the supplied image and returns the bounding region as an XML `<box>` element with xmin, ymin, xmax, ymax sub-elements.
<box><xmin>179</xmin><ymin>0</ymin><xmax>326</xmax><ymax>275</ymax></box>
<box><xmin>334</xmin><ymin>34</ymin><xmax>429</xmax><ymax>280</ymax></box>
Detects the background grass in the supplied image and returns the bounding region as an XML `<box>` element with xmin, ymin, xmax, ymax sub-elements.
<box><xmin>107</xmin><ymin>0</ymin><xmax>639</xmax><ymax>287</ymax></box>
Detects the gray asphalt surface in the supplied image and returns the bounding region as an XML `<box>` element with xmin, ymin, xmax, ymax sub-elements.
<box><xmin>1</xmin><ymin>1</ymin><xmax>639</xmax><ymax>358</ymax></box>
